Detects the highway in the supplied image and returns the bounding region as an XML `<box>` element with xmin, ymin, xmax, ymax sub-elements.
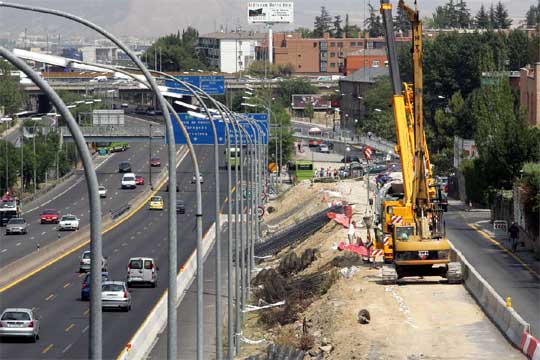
<box><xmin>0</xmin><ymin>116</ymin><xmax>165</xmax><ymax>266</ymax></box>
<box><xmin>446</xmin><ymin>206</ymin><xmax>540</xmax><ymax>338</ymax></box>
<box><xmin>0</xmin><ymin>145</ymin><xmax>230</xmax><ymax>359</ymax></box>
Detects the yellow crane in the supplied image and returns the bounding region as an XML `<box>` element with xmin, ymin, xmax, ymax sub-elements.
<box><xmin>375</xmin><ymin>0</ymin><xmax>462</xmax><ymax>283</ymax></box>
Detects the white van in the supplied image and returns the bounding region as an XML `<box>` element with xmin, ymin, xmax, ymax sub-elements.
<box><xmin>126</xmin><ymin>257</ymin><xmax>158</xmax><ymax>287</ymax></box>
<box><xmin>121</xmin><ymin>173</ymin><xmax>136</xmax><ymax>189</ymax></box>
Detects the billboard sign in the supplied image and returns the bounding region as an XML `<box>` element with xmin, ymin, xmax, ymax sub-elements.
<box><xmin>291</xmin><ymin>94</ymin><xmax>331</xmax><ymax>110</ymax></box>
<box><xmin>247</xmin><ymin>2</ymin><xmax>294</xmax><ymax>23</ymax></box>
<box><xmin>165</xmin><ymin>75</ymin><xmax>225</xmax><ymax>95</ymax></box>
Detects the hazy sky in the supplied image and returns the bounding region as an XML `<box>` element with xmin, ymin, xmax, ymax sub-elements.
<box><xmin>0</xmin><ymin>0</ymin><xmax>533</xmax><ymax>39</ymax></box>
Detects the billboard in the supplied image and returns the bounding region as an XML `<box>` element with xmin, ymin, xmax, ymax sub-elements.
<box><xmin>92</xmin><ymin>110</ymin><xmax>125</xmax><ymax>125</ymax></box>
<box><xmin>164</xmin><ymin>75</ymin><xmax>225</xmax><ymax>95</ymax></box>
<box><xmin>247</xmin><ymin>2</ymin><xmax>294</xmax><ymax>23</ymax></box>
<box><xmin>291</xmin><ymin>94</ymin><xmax>331</xmax><ymax>110</ymax></box>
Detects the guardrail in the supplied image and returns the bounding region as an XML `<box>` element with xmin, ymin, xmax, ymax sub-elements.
<box><xmin>110</xmin><ymin>204</ymin><xmax>131</xmax><ymax>220</ymax></box>
<box><xmin>60</xmin><ymin>125</ymin><xmax>166</xmax><ymax>138</ymax></box>
<box><xmin>293</xmin><ymin>132</ymin><xmax>396</xmax><ymax>156</ymax></box>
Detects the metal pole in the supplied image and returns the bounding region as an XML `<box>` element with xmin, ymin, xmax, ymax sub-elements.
<box><xmin>33</xmin><ymin>125</ymin><xmax>36</xmax><ymax>194</ymax></box>
<box><xmin>0</xmin><ymin>5</ymin><xmax>178</xmax><ymax>359</ymax></box>
<box><xmin>4</xmin><ymin>139</ymin><xmax>8</xmax><ymax>193</ymax></box>
<box><xmin>0</xmin><ymin>46</ymin><xmax>102</xmax><ymax>360</ymax></box>
<box><xmin>149</xmin><ymin>123</ymin><xmax>153</xmax><ymax>189</ymax></box>
<box><xmin>233</xmin><ymin>118</ymin><xmax>242</xmax><ymax>355</ymax></box>
<box><xmin>20</xmin><ymin>130</ymin><xmax>23</xmax><ymax>197</ymax></box>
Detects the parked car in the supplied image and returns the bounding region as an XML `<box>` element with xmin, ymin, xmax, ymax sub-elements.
<box><xmin>148</xmin><ymin>196</ymin><xmax>164</xmax><ymax>210</ymax></box>
<box><xmin>150</xmin><ymin>157</ymin><xmax>161</xmax><ymax>167</ymax></box>
<box><xmin>58</xmin><ymin>214</ymin><xmax>80</xmax><ymax>231</ymax></box>
<box><xmin>79</xmin><ymin>250</ymin><xmax>108</xmax><ymax>272</ymax></box>
<box><xmin>98</xmin><ymin>186</ymin><xmax>107</xmax><ymax>198</ymax></box>
<box><xmin>81</xmin><ymin>272</ymin><xmax>109</xmax><ymax>300</ymax></box>
<box><xmin>176</xmin><ymin>200</ymin><xmax>185</xmax><ymax>214</ymax></box>
<box><xmin>5</xmin><ymin>217</ymin><xmax>28</xmax><ymax>235</ymax></box>
<box><xmin>101</xmin><ymin>281</ymin><xmax>131</xmax><ymax>311</ymax></box>
<box><xmin>341</xmin><ymin>155</ymin><xmax>360</xmax><ymax>163</ymax></box>
<box><xmin>319</xmin><ymin>143</ymin><xmax>330</xmax><ymax>153</ymax></box>
<box><xmin>191</xmin><ymin>174</ymin><xmax>204</xmax><ymax>184</ymax></box>
<box><xmin>121</xmin><ymin>173</ymin><xmax>136</xmax><ymax>189</ymax></box>
<box><xmin>135</xmin><ymin>175</ymin><xmax>145</xmax><ymax>185</ymax></box>
<box><xmin>40</xmin><ymin>209</ymin><xmax>60</xmax><ymax>224</ymax></box>
<box><xmin>126</xmin><ymin>257</ymin><xmax>158</xmax><ymax>287</ymax></box>
<box><xmin>118</xmin><ymin>161</ymin><xmax>132</xmax><ymax>173</ymax></box>
<box><xmin>0</xmin><ymin>308</ymin><xmax>40</xmax><ymax>342</ymax></box>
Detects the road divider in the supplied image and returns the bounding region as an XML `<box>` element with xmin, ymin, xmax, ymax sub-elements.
<box><xmin>0</xmin><ymin>146</ymin><xmax>188</xmax><ymax>292</ymax></box>
<box><xmin>116</xmin><ymin>215</ymin><xmax>227</xmax><ymax>360</ymax></box>
<box><xmin>449</xmin><ymin>242</ymin><xmax>531</xmax><ymax>351</ymax></box>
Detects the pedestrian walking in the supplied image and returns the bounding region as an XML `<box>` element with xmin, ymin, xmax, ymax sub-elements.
<box><xmin>347</xmin><ymin>221</ymin><xmax>357</xmax><ymax>245</ymax></box>
<box><xmin>508</xmin><ymin>222</ymin><xmax>519</xmax><ymax>253</ymax></box>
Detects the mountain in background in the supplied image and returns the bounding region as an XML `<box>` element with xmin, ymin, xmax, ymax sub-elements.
<box><xmin>0</xmin><ymin>0</ymin><xmax>526</xmax><ymax>39</ymax></box>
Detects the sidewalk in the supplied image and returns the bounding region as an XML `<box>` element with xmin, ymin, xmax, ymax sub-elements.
<box><xmin>448</xmin><ymin>199</ymin><xmax>540</xmax><ymax>276</ymax></box>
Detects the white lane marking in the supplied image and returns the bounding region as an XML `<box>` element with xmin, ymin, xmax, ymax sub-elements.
<box><xmin>82</xmin><ymin>325</ymin><xmax>89</xmax><ymax>333</ymax></box>
<box><xmin>62</xmin><ymin>344</ymin><xmax>72</xmax><ymax>354</ymax></box>
<box><xmin>113</xmin><ymin>248</ymin><xmax>119</xmax><ymax>252</ymax></box>
<box><xmin>1</xmin><ymin>249</ymin><xmax>7</xmax><ymax>253</ymax></box>
<box><xmin>73</xmin><ymin>202</ymin><xmax>78</xmax><ymax>206</ymax></box>
<box><xmin>41</xmin><ymin>231</ymin><xmax>46</xmax><ymax>236</ymax></box>
<box><xmin>65</xmin><ymin>206</ymin><xmax>70</xmax><ymax>210</ymax></box>
<box><xmin>130</xmin><ymin>236</ymin><xmax>135</xmax><ymax>240</ymax></box>
<box><xmin>30</xmin><ymin>236</ymin><xmax>35</xmax><ymax>240</ymax></box>
<box><xmin>80</xmin><ymin>197</ymin><xmax>84</xmax><ymax>201</ymax></box>
<box><xmin>16</xmin><ymin>242</ymin><xmax>21</xmax><ymax>247</ymax></box>
<box><xmin>121</xmin><ymin>242</ymin><xmax>128</xmax><ymax>247</ymax></box>
<box><xmin>80</xmin><ymin>214</ymin><xmax>84</xmax><ymax>218</ymax></box>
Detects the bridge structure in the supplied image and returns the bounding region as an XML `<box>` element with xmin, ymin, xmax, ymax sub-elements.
<box><xmin>60</xmin><ymin>125</ymin><xmax>166</xmax><ymax>143</ymax></box>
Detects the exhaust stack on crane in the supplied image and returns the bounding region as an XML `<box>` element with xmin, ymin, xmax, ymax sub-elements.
<box><xmin>375</xmin><ymin>0</ymin><xmax>462</xmax><ymax>284</ymax></box>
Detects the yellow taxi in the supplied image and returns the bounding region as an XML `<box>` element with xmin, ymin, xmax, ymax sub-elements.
<box><xmin>148</xmin><ymin>195</ymin><xmax>164</xmax><ymax>210</ymax></box>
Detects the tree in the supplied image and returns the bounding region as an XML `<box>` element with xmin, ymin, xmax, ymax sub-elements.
<box><xmin>526</xmin><ymin>3</ymin><xmax>538</xmax><ymax>26</ymax></box>
<box><xmin>333</xmin><ymin>15</ymin><xmax>343</xmax><ymax>38</ymax></box>
<box><xmin>394</xmin><ymin>5</ymin><xmax>411</xmax><ymax>36</ymax></box>
<box><xmin>507</xmin><ymin>30</ymin><xmax>529</xmax><ymax>70</ymax></box>
<box><xmin>0</xmin><ymin>140</ymin><xmax>19</xmax><ymax>192</ymax></box>
<box><xmin>455</xmin><ymin>0</ymin><xmax>471</xmax><ymax>28</ymax></box>
<box><xmin>494</xmin><ymin>1</ymin><xmax>512</xmax><ymax>29</ymax></box>
<box><xmin>344</xmin><ymin>14</ymin><xmax>352</xmax><ymax>38</ymax></box>
<box><xmin>268</xmin><ymin>105</ymin><xmax>294</xmax><ymax>167</ymax></box>
<box><xmin>359</xmin><ymin>77</ymin><xmax>396</xmax><ymax>141</ymax></box>
<box><xmin>364</xmin><ymin>4</ymin><xmax>384</xmax><ymax>37</ymax></box>
<box><xmin>475</xmin><ymin>5</ymin><xmax>490</xmax><ymax>29</ymax></box>
<box><xmin>275</xmin><ymin>78</ymin><xmax>318</xmax><ymax>107</ymax></box>
<box><xmin>0</xmin><ymin>61</ymin><xmax>26</xmax><ymax>115</ymax></box>
<box><xmin>489</xmin><ymin>4</ymin><xmax>496</xmax><ymax>29</ymax></box>
<box><xmin>296</xmin><ymin>27</ymin><xmax>315</xmax><ymax>38</ymax></box>
<box><xmin>313</xmin><ymin>6</ymin><xmax>332</xmax><ymax>37</ymax></box>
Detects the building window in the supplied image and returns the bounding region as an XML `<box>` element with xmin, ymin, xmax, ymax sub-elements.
<box><xmin>330</xmin><ymin>42</ymin><xmax>336</xmax><ymax>47</ymax></box>
<box><xmin>330</xmin><ymin>63</ymin><xmax>336</xmax><ymax>68</ymax></box>
<box><xmin>313</xmin><ymin>42</ymin><xmax>317</xmax><ymax>48</ymax></box>
<box><xmin>298</xmin><ymin>64</ymin><xmax>302</xmax><ymax>69</ymax></box>
<box><xmin>298</xmin><ymin>54</ymin><xmax>302</xmax><ymax>57</ymax></box>
<box><xmin>330</xmin><ymin>52</ymin><xmax>336</xmax><ymax>58</ymax></box>
<box><xmin>337</xmin><ymin>42</ymin><xmax>343</xmax><ymax>48</ymax></box>
<box><xmin>372</xmin><ymin>60</ymin><xmax>380</xmax><ymax>67</ymax></box>
<box><xmin>367</xmin><ymin>41</ymin><xmax>374</xmax><ymax>49</ymax></box>
<box><xmin>351</xmin><ymin>41</ymin><xmax>356</xmax><ymax>46</ymax></box>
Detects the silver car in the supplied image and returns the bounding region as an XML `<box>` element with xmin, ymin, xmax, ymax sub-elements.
<box><xmin>79</xmin><ymin>250</ymin><xmax>108</xmax><ymax>273</ymax></box>
<box><xmin>0</xmin><ymin>308</ymin><xmax>40</xmax><ymax>342</ymax></box>
<box><xmin>5</xmin><ymin>217</ymin><xmax>28</xmax><ymax>235</ymax></box>
<box><xmin>101</xmin><ymin>281</ymin><xmax>131</xmax><ymax>311</ymax></box>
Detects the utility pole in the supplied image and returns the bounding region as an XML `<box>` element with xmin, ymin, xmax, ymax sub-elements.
<box><xmin>149</xmin><ymin>123</ymin><xmax>153</xmax><ymax>189</ymax></box>
<box><xmin>20</xmin><ymin>130</ymin><xmax>23</xmax><ymax>196</ymax></box>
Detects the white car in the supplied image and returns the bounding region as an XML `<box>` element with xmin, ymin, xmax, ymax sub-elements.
<box><xmin>319</xmin><ymin>144</ymin><xmax>330</xmax><ymax>153</ymax></box>
<box><xmin>79</xmin><ymin>250</ymin><xmax>107</xmax><ymax>272</ymax></box>
<box><xmin>58</xmin><ymin>214</ymin><xmax>80</xmax><ymax>231</ymax></box>
<box><xmin>98</xmin><ymin>185</ymin><xmax>107</xmax><ymax>198</ymax></box>
<box><xmin>121</xmin><ymin>173</ymin><xmax>136</xmax><ymax>189</ymax></box>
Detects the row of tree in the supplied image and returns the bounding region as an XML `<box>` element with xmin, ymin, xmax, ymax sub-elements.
<box><xmin>526</xmin><ymin>0</ymin><xmax>540</xmax><ymax>27</ymax></box>
<box><xmin>359</xmin><ymin>30</ymin><xmax>540</xmax><ymax>204</ymax></box>
<box><xmin>431</xmin><ymin>0</ymin><xmax>511</xmax><ymax>29</ymax></box>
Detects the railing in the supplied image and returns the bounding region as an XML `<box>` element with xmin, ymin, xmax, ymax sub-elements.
<box><xmin>60</xmin><ymin>125</ymin><xmax>165</xmax><ymax>138</ymax></box>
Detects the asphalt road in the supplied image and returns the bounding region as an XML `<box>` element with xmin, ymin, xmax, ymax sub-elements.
<box><xmin>0</xmin><ymin>140</ymin><xmax>167</xmax><ymax>266</ymax></box>
<box><xmin>0</xmin><ymin>145</ymin><xmax>231</xmax><ymax>359</ymax></box>
<box><xmin>445</xmin><ymin>206</ymin><xmax>540</xmax><ymax>338</ymax></box>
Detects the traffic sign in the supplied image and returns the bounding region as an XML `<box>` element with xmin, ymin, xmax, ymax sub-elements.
<box><xmin>165</xmin><ymin>75</ymin><xmax>225</xmax><ymax>95</ymax></box>
<box><xmin>169</xmin><ymin>113</ymin><xmax>226</xmax><ymax>145</ymax></box>
<box><xmin>364</xmin><ymin>146</ymin><xmax>373</xmax><ymax>160</ymax></box>
<box><xmin>229</xmin><ymin>113</ymin><xmax>269</xmax><ymax>145</ymax></box>
<box><xmin>256</xmin><ymin>205</ymin><xmax>265</xmax><ymax>218</ymax></box>
<box><xmin>243</xmin><ymin>191</ymin><xmax>252</xmax><ymax>199</ymax></box>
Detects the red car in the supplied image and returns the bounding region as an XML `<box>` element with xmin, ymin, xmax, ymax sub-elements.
<box><xmin>150</xmin><ymin>157</ymin><xmax>161</xmax><ymax>167</ymax></box>
<box><xmin>135</xmin><ymin>175</ymin><xmax>145</xmax><ymax>185</ymax></box>
<box><xmin>40</xmin><ymin>209</ymin><xmax>60</xmax><ymax>224</ymax></box>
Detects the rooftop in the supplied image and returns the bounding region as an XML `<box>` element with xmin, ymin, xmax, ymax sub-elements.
<box><xmin>200</xmin><ymin>31</ymin><xmax>266</xmax><ymax>40</ymax></box>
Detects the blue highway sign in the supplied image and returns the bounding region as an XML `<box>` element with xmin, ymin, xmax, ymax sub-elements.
<box><xmin>165</xmin><ymin>75</ymin><xmax>225</xmax><ymax>95</ymax></box>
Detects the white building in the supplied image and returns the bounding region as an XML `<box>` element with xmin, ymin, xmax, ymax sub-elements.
<box><xmin>198</xmin><ymin>31</ymin><xmax>265</xmax><ymax>73</ymax></box>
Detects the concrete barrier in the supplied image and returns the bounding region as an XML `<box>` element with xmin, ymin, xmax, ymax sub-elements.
<box><xmin>116</xmin><ymin>216</ymin><xmax>225</xmax><ymax>360</ymax></box>
<box><xmin>449</xmin><ymin>242</ymin><xmax>530</xmax><ymax>348</ymax></box>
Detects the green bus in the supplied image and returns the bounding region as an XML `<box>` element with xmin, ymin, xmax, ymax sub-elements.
<box><xmin>295</xmin><ymin>160</ymin><xmax>315</xmax><ymax>182</ymax></box>
<box><xmin>96</xmin><ymin>142</ymin><xmax>129</xmax><ymax>154</ymax></box>
<box><xmin>225</xmin><ymin>147</ymin><xmax>241</xmax><ymax>168</ymax></box>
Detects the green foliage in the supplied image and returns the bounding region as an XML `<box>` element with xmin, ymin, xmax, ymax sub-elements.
<box><xmin>364</xmin><ymin>4</ymin><xmax>384</xmax><ymax>37</ymax></box>
<box><xmin>0</xmin><ymin>61</ymin><xmax>26</xmax><ymax>114</ymax></box>
<box><xmin>247</xmin><ymin>61</ymin><xmax>294</xmax><ymax>78</ymax></box>
<box><xmin>493</xmin><ymin>1</ymin><xmax>512</xmax><ymax>29</ymax></box>
<box><xmin>268</xmin><ymin>105</ymin><xmax>294</xmax><ymax>166</ymax></box>
<box><xmin>313</xmin><ymin>6</ymin><xmax>332</xmax><ymax>37</ymax></box>
<box><xmin>333</xmin><ymin>15</ymin><xmax>343</xmax><ymax>38</ymax></box>
<box><xmin>304</xmin><ymin>103</ymin><xmax>314</xmax><ymax>120</ymax></box>
<box><xmin>143</xmin><ymin>27</ymin><xmax>211</xmax><ymax>71</ymax></box>
<box><xmin>526</xmin><ymin>1</ymin><xmax>540</xmax><ymax>26</ymax></box>
<box><xmin>475</xmin><ymin>5</ymin><xmax>490</xmax><ymax>29</ymax></box>
<box><xmin>275</xmin><ymin>78</ymin><xmax>318</xmax><ymax>107</ymax></box>
<box><xmin>358</xmin><ymin>77</ymin><xmax>395</xmax><ymax>142</ymax></box>
<box><xmin>394</xmin><ymin>5</ymin><xmax>411</xmax><ymax>36</ymax></box>
<box><xmin>0</xmin><ymin>140</ymin><xmax>20</xmax><ymax>191</ymax></box>
<box><xmin>432</xmin><ymin>0</ymin><xmax>471</xmax><ymax>29</ymax></box>
<box><xmin>295</xmin><ymin>27</ymin><xmax>315</xmax><ymax>38</ymax></box>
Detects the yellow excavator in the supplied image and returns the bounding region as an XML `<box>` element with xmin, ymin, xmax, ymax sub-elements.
<box><xmin>375</xmin><ymin>0</ymin><xmax>462</xmax><ymax>283</ymax></box>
